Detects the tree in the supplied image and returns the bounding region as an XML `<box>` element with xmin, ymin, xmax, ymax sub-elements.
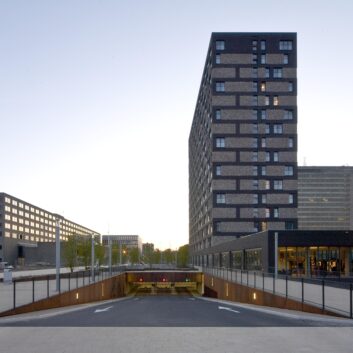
<box><xmin>95</xmin><ymin>243</ymin><xmax>105</xmax><ymax>266</ymax></box>
<box><xmin>163</xmin><ymin>248</ymin><xmax>174</xmax><ymax>264</ymax></box>
<box><xmin>129</xmin><ymin>247</ymin><xmax>139</xmax><ymax>265</ymax></box>
<box><xmin>63</xmin><ymin>234</ymin><xmax>78</xmax><ymax>272</ymax></box>
<box><xmin>77</xmin><ymin>237</ymin><xmax>91</xmax><ymax>268</ymax></box>
<box><xmin>177</xmin><ymin>244</ymin><xmax>189</xmax><ymax>268</ymax></box>
<box><xmin>153</xmin><ymin>249</ymin><xmax>161</xmax><ymax>264</ymax></box>
<box><xmin>112</xmin><ymin>244</ymin><xmax>120</xmax><ymax>265</ymax></box>
<box><xmin>143</xmin><ymin>246</ymin><xmax>154</xmax><ymax>268</ymax></box>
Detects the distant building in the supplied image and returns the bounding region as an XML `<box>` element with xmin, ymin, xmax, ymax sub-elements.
<box><xmin>142</xmin><ymin>242</ymin><xmax>154</xmax><ymax>255</ymax></box>
<box><xmin>298</xmin><ymin>166</ymin><xmax>353</xmax><ymax>230</ymax></box>
<box><xmin>102</xmin><ymin>235</ymin><xmax>142</xmax><ymax>252</ymax></box>
<box><xmin>0</xmin><ymin>192</ymin><xmax>100</xmax><ymax>265</ymax></box>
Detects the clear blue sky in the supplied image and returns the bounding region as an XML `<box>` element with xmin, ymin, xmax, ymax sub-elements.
<box><xmin>1</xmin><ymin>0</ymin><xmax>353</xmax><ymax>249</ymax></box>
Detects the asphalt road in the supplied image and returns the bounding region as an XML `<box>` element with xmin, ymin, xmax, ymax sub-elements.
<box><xmin>1</xmin><ymin>295</ymin><xmax>352</xmax><ymax>327</ymax></box>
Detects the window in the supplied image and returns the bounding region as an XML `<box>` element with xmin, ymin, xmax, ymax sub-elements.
<box><xmin>273</xmin><ymin>96</ymin><xmax>279</xmax><ymax>106</ymax></box>
<box><xmin>273</xmin><ymin>68</ymin><xmax>283</xmax><ymax>78</ymax></box>
<box><xmin>288</xmin><ymin>138</ymin><xmax>294</xmax><ymax>148</ymax></box>
<box><xmin>216</xmin><ymin>166</ymin><xmax>221</xmax><ymax>176</ymax></box>
<box><xmin>265</xmin><ymin>152</ymin><xmax>270</xmax><ymax>162</ymax></box>
<box><xmin>253</xmin><ymin>180</ymin><xmax>259</xmax><ymax>190</ymax></box>
<box><xmin>274</xmin><ymin>208</ymin><xmax>279</xmax><ymax>218</ymax></box>
<box><xmin>252</xmin><ymin>123</ymin><xmax>258</xmax><ymax>133</ymax></box>
<box><xmin>261</xmin><ymin>166</ymin><xmax>266</xmax><ymax>176</ymax></box>
<box><xmin>289</xmin><ymin>194</ymin><xmax>294</xmax><ymax>204</ymax></box>
<box><xmin>260</xmin><ymin>82</ymin><xmax>266</xmax><ymax>92</ymax></box>
<box><xmin>273</xmin><ymin>151</ymin><xmax>279</xmax><ymax>162</ymax></box>
<box><xmin>215</xmin><ymin>54</ymin><xmax>221</xmax><ymax>64</ymax></box>
<box><xmin>261</xmin><ymin>138</ymin><xmax>266</xmax><ymax>147</ymax></box>
<box><xmin>253</xmin><ymin>166</ymin><xmax>258</xmax><ymax>176</ymax></box>
<box><xmin>265</xmin><ymin>180</ymin><xmax>270</xmax><ymax>190</ymax></box>
<box><xmin>260</xmin><ymin>40</ymin><xmax>266</xmax><ymax>50</ymax></box>
<box><xmin>288</xmin><ymin>82</ymin><xmax>293</xmax><ymax>92</ymax></box>
<box><xmin>216</xmin><ymin>194</ymin><xmax>226</xmax><ymax>204</ymax></box>
<box><xmin>273</xmin><ymin>124</ymin><xmax>283</xmax><ymax>134</ymax></box>
<box><xmin>253</xmin><ymin>194</ymin><xmax>258</xmax><ymax>204</ymax></box>
<box><xmin>252</xmin><ymin>151</ymin><xmax>258</xmax><ymax>161</ymax></box>
<box><xmin>285</xmin><ymin>221</ymin><xmax>295</xmax><ymax>230</ymax></box>
<box><xmin>284</xmin><ymin>166</ymin><xmax>294</xmax><ymax>176</ymax></box>
<box><xmin>284</xmin><ymin>110</ymin><xmax>293</xmax><ymax>120</ymax></box>
<box><xmin>265</xmin><ymin>124</ymin><xmax>270</xmax><ymax>134</ymax></box>
<box><xmin>265</xmin><ymin>68</ymin><xmax>270</xmax><ymax>78</ymax></box>
<box><xmin>261</xmin><ymin>194</ymin><xmax>267</xmax><ymax>204</ymax></box>
<box><xmin>216</xmin><ymin>138</ymin><xmax>225</xmax><ymax>148</ymax></box>
<box><xmin>265</xmin><ymin>96</ymin><xmax>270</xmax><ymax>106</ymax></box>
<box><xmin>216</xmin><ymin>40</ymin><xmax>225</xmax><ymax>50</ymax></box>
<box><xmin>252</xmin><ymin>67</ymin><xmax>258</xmax><ymax>78</ymax></box>
<box><xmin>261</xmin><ymin>110</ymin><xmax>267</xmax><ymax>120</ymax></box>
<box><xmin>215</xmin><ymin>109</ymin><xmax>221</xmax><ymax>120</ymax></box>
<box><xmin>252</xmin><ymin>110</ymin><xmax>258</xmax><ymax>120</ymax></box>
<box><xmin>279</xmin><ymin>40</ymin><xmax>293</xmax><ymax>50</ymax></box>
<box><xmin>12</xmin><ymin>200</ymin><xmax>18</xmax><ymax>206</ymax></box>
<box><xmin>260</xmin><ymin>54</ymin><xmax>266</xmax><ymax>64</ymax></box>
<box><xmin>216</xmin><ymin>82</ymin><xmax>225</xmax><ymax>92</ymax></box>
<box><xmin>252</xmin><ymin>138</ymin><xmax>258</xmax><ymax>148</ymax></box>
<box><xmin>252</xmin><ymin>81</ymin><xmax>258</xmax><ymax>92</ymax></box>
<box><xmin>252</xmin><ymin>54</ymin><xmax>257</xmax><ymax>64</ymax></box>
<box><xmin>265</xmin><ymin>208</ymin><xmax>270</xmax><ymax>218</ymax></box>
<box><xmin>252</xmin><ymin>95</ymin><xmax>258</xmax><ymax>106</ymax></box>
<box><xmin>274</xmin><ymin>180</ymin><xmax>283</xmax><ymax>190</ymax></box>
<box><xmin>283</xmin><ymin>54</ymin><xmax>289</xmax><ymax>64</ymax></box>
<box><xmin>252</xmin><ymin>40</ymin><xmax>257</xmax><ymax>50</ymax></box>
<box><xmin>253</xmin><ymin>208</ymin><xmax>259</xmax><ymax>217</ymax></box>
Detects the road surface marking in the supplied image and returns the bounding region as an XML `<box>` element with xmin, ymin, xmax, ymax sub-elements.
<box><xmin>94</xmin><ymin>306</ymin><xmax>113</xmax><ymax>313</ymax></box>
<box><xmin>218</xmin><ymin>306</ymin><xmax>240</xmax><ymax>314</ymax></box>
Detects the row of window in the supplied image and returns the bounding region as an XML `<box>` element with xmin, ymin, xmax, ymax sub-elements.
<box><xmin>216</xmin><ymin>136</ymin><xmax>294</xmax><ymax>148</ymax></box>
<box><xmin>2</xmin><ymin>231</ymin><xmax>66</xmax><ymax>242</ymax></box>
<box><xmin>215</xmin><ymin>165</ymin><xmax>294</xmax><ymax>177</ymax></box>
<box><xmin>215</xmin><ymin>53</ymin><xmax>290</xmax><ymax>66</ymax></box>
<box><xmin>215</xmin><ymin>109</ymin><xmax>293</xmax><ymax>121</ymax></box>
<box><xmin>215</xmin><ymin>40</ymin><xmax>293</xmax><ymax>51</ymax></box>
<box><xmin>215</xmin><ymin>193</ymin><xmax>294</xmax><ymax>205</ymax></box>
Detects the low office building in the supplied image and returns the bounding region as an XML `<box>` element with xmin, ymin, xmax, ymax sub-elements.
<box><xmin>298</xmin><ymin>166</ymin><xmax>353</xmax><ymax>230</ymax></box>
<box><xmin>0</xmin><ymin>192</ymin><xmax>100</xmax><ymax>265</ymax></box>
<box><xmin>194</xmin><ymin>230</ymin><xmax>353</xmax><ymax>277</ymax></box>
<box><xmin>102</xmin><ymin>235</ymin><xmax>142</xmax><ymax>252</ymax></box>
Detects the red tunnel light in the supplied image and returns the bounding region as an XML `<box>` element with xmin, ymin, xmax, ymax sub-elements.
<box><xmin>162</xmin><ymin>278</ymin><xmax>166</xmax><ymax>282</ymax></box>
<box><xmin>139</xmin><ymin>278</ymin><xmax>143</xmax><ymax>282</ymax></box>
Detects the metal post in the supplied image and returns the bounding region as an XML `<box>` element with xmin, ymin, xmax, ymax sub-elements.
<box><xmin>32</xmin><ymin>278</ymin><xmax>35</xmax><ymax>303</ymax></box>
<box><xmin>47</xmin><ymin>275</ymin><xmax>49</xmax><ymax>298</ymax></box>
<box><xmin>76</xmin><ymin>271</ymin><xmax>78</xmax><ymax>289</ymax></box>
<box><xmin>322</xmin><ymin>280</ymin><xmax>325</xmax><ymax>312</ymax></box>
<box><xmin>119</xmin><ymin>244</ymin><xmax>122</xmax><ymax>265</ymax></box>
<box><xmin>55</xmin><ymin>219</ymin><xmax>61</xmax><ymax>292</ymax></box>
<box><xmin>13</xmin><ymin>281</ymin><xmax>16</xmax><ymax>309</ymax></box>
<box><xmin>273</xmin><ymin>273</ymin><xmax>275</xmax><ymax>294</ymax></box>
<box><xmin>91</xmin><ymin>234</ymin><xmax>95</xmax><ymax>282</ymax></box>
<box><xmin>301</xmin><ymin>278</ymin><xmax>304</xmax><ymax>304</ymax></box>
<box><xmin>263</xmin><ymin>272</ymin><xmax>265</xmax><ymax>291</ymax></box>
<box><xmin>108</xmin><ymin>238</ymin><xmax>112</xmax><ymax>277</ymax></box>
<box><xmin>247</xmin><ymin>271</ymin><xmax>249</xmax><ymax>286</ymax></box>
<box><xmin>349</xmin><ymin>283</ymin><xmax>353</xmax><ymax>319</ymax></box>
<box><xmin>68</xmin><ymin>272</ymin><xmax>71</xmax><ymax>291</ymax></box>
<box><xmin>274</xmin><ymin>232</ymin><xmax>278</xmax><ymax>279</ymax></box>
<box><xmin>254</xmin><ymin>272</ymin><xmax>256</xmax><ymax>288</ymax></box>
<box><xmin>286</xmin><ymin>275</ymin><xmax>288</xmax><ymax>298</ymax></box>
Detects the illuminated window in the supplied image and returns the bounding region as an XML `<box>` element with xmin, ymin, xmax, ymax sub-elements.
<box><xmin>260</xmin><ymin>82</ymin><xmax>266</xmax><ymax>92</ymax></box>
<box><xmin>273</xmin><ymin>96</ymin><xmax>279</xmax><ymax>106</ymax></box>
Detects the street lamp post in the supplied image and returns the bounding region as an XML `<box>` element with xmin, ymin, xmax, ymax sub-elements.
<box><xmin>108</xmin><ymin>237</ymin><xmax>112</xmax><ymax>276</ymax></box>
<box><xmin>55</xmin><ymin>218</ymin><xmax>61</xmax><ymax>292</ymax></box>
<box><xmin>91</xmin><ymin>234</ymin><xmax>95</xmax><ymax>282</ymax></box>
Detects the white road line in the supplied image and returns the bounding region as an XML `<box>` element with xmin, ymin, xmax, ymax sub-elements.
<box><xmin>94</xmin><ymin>306</ymin><xmax>113</xmax><ymax>313</ymax></box>
<box><xmin>218</xmin><ymin>306</ymin><xmax>240</xmax><ymax>314</ymax></box>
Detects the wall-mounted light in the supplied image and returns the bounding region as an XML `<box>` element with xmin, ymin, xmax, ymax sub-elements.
<box><xmin>253</xmin><ymin>292</ymin><xmax>257</xmax><ymax>300</ymax></box>
<box><xmin>76</xmin><ymin>292</ymin><xmax>79</xmax><ymax>300</ymax></box>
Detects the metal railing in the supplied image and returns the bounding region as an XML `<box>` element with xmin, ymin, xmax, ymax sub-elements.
<box><xmin>202</xmin><ymin>266</ymin><xmax>353</xmax><ymax>318</ymax></box>
<box><xmin>0</xmin><ymin>266</ymin><xmax>125</xmax><ymax>314</ymax></box>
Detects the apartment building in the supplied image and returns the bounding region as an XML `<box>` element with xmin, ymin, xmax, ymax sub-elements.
<box><xmin>189</xmin><ymin>33</ymin><xmax>297</xmax><ymax>255</ymax></box>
